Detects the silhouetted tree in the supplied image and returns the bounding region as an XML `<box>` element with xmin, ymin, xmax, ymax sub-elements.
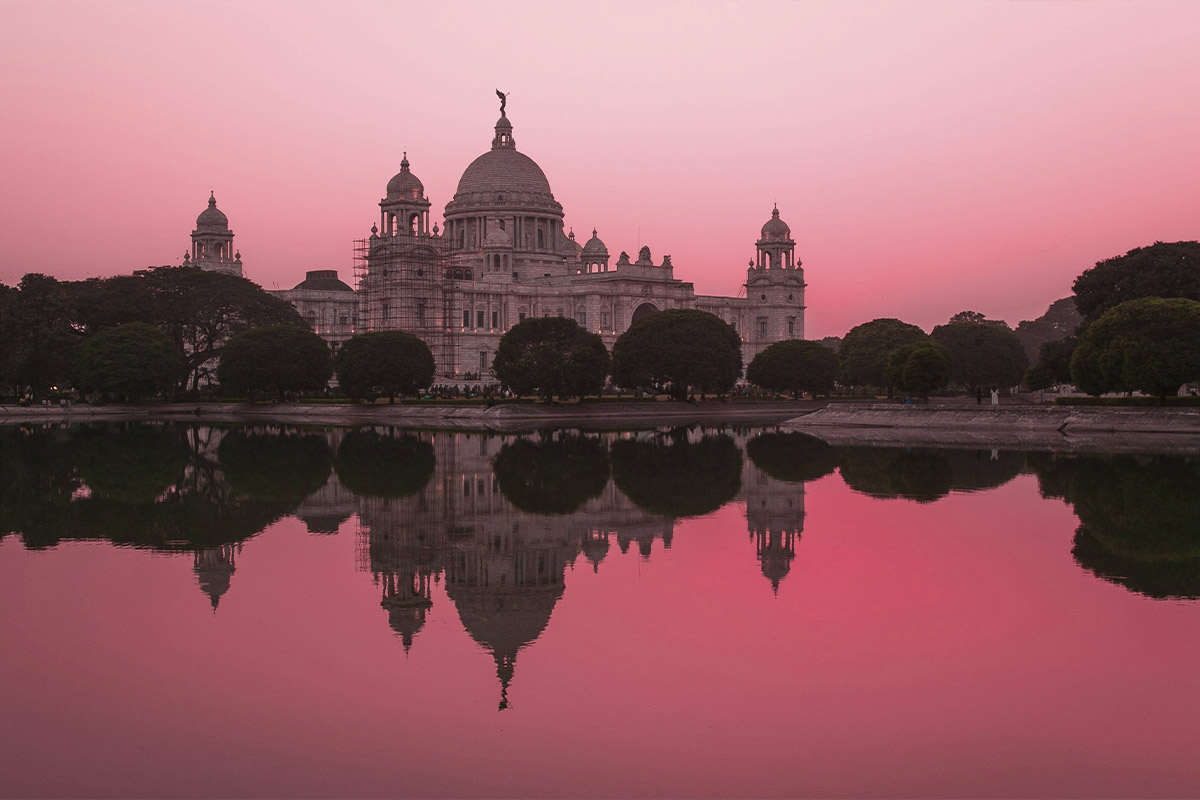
<box><xmin>334</xmin><ymin>331</ymin><xmax>434</xmax><ymax>402</ymax></box>
<box><xmin>492</xmin><ymin>317</ymin><xmax>609</xmax><ymax>400</ymax></box>
<box><xmin>334</xmin><ymin>430</ymin><xmax>435</xmax><ymax>498</ymax></box>
<box><xmin>1072</xmin><ymin>240</ymin><xmax>1200</xmax><ymax>322</ymax></box>
<box><xmin>217</xmin><ymin>325</ymin><xmax>331</xmax><ymax>399</ymax></box>
<box><xmin>930</xmin><ymin>321</ymin><xmax>1028</xmax><ymax>389</ymax></box>
<box><xmin>611</xmin><ymin>310</ymin><xmax>741</xmax><ymax>400</ymax></box>
<box><xmin>76</xmin><ymin>322</ymin><xmax>183</xmax><ymax>401</ymax></box>
<box><xmin>492</xmin><ymin>434</ymin><xmax>609</xmax><ymax>514</ymax></box>
<box><xmin>747</xmin><ymin>339</ymin><xmax>838</xmax><ymax>398</ymax></box>
<box><xmin>885</xmin><ymin>341</ymin><xmax>951</xmax><ymax>399</ymax></box>
<box><xmin>1025</xmin><ymin>336</ymin><xmax>1077</xmax><ymax>390</ymax></box>
<box><xmin>4</xmin><ymin>274</ymin><xmax>83</xmax><ymax>398</ymax></box>
<box><xmin>1013</xmin><ymin>297</ymin><xmax>1081</xmax><ymax>362</ymax></box>
<box><xmin>1070</xmin><ymin>297</ymin><xmax>1200</xmax><ymax>399</ymax></box>
<box><xmin>611</xmin><ymin>433</ymin><xmax>742</xmax><ymax>517</ymax></box>
<box><xmin>838</xmin><ymin>318</ymin><xmax>927</xmax><ymax>395</ymax></box>
<box><xmin>745</xmin><ymin>432</ymin><xmax>837</xmax><ymax>483</ymax></box>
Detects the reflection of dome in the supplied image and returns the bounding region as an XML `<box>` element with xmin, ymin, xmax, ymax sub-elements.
<box><xmin>760</xmin><ymin>205</ymin><xmax>790</xmax><ymax>240</ymax></box>
<box><xmin>386</xmin><ymin>155</ymin><xmax>424</xmax><ymax>199</ymax></box>
<box><xmin>581</xmin><ymin>535</ymin><xmax>610</xmax><ymax>573</ymax></box>
<box><xmin>193</xmin><ymin>545</ymin><xmax>237</xmax><ymax>611</ymax></box>
<box><xmin>760</xmin><ymin>554</ymin><xmax>791</xmax><ymax>593</ymax></box>
<box><xmin>196</xmin><ymin>193</ymin><xmax>229</xmax><ymax>229</ymax></box>
<box><xmin>296</xmin><ymin>509</ymin><xmax>351</xmax><ymax>534</ymax></box>
<box><xmin>290</xmin><ymin>269</ymin><xmax>354</xmax><ymax>292</ymax></box>
<box><xmin>384</xmin><ymin>602</ymin><xmax>429</xmax><ymax>652</ymax></box>
<box><xmin>581</xmin><ymin>229</ymin><xmax>608</xmax><ymax>259</ymax></box>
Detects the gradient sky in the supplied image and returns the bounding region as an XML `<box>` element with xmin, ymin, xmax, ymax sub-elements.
<box><xmin>2</xmin><ymin>1</ymin><xmax>1198</xmax><ymax>338</ymax></box>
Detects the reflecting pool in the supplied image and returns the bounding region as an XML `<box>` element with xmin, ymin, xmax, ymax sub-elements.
<box><xmin>2</xmin><ymin>423</ymin><xmax>1200</xmax><ymax>798</ymax></box>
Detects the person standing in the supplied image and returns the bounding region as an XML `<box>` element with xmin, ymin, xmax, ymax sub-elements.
<box><xmin>990</xmin><ymin>386</ymin><xmax>1000</xmax><ymax>406</ymax></box>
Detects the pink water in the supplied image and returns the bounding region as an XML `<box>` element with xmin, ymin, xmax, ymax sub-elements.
<box><xmin>2</xmin><ymin>430</ymin><xmax>1199</xmax><ymax>798</ymax></box>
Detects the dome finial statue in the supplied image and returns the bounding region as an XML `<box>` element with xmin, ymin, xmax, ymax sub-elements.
<box><xmin>496</xmin><ymin>89</ymin><xmax>509</xmax><ymax>116</ymax></box>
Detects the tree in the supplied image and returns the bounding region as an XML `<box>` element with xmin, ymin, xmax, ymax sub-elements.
<box><xmin>4</xmin><ymin>274</ymin><xmax>84</xmax><ymax>398</ymax></box>
<box><xmin>1025</xmin><ymin>336</ymin><xmax>1076</xmax><ymax>391</ymax></box>
<box><xmin>217</xmin><ymin>325</ymin><xmax>331</xmax><ymax>399</ymax></box>
<box><xmin>74</xmin><ymin>266</ymin><xmax>307</xmax><ymax>391</ymax></box>
<box><xmin>333</xmin><ymin>331</ymin><xmax>434</xmax><ymax>402</ymax></box>
<box><xmin>491</xmin><ymin>434</ymin><xmax>610</xmax><ymax>514</ymax></box>
<box><xmin>492</xmin><ymin>317</ymin><xmax>609</xmax><ymax>400</ymax></box>
<box><xmin>611</xmin><ymin>309</ymin><xmax>741</xmax><ymax>400</ymax></box>
<box><xmin>746</xmin><ymin>339</ymin><xmax>838</xmax><ymax>398</ymax></box>
<box><xmin>818</xmin><ymin>336</ymin><xmax>841</xmax><ymax>352</ymax></box>
<box><xmin>76</xmin><ymin>323</ymin><xmax>183</xmax><ymax>401</ymax></box>
<box><xmin>885</xmin><ymin>341</ymin><xmax>951</xmax><ymax>399</ymax></box>
<box><xmin>610</xmin><ymin>432</ymin><xmax>743</xmax><ymax>517</ymax></box>
<box><xmin>948</xmin><ymin>310</ymin><xmax>1008</xmax><ymax>327</ymax></box>
<box><xmin>930</xmin><ymin>321</ymin><xmax>1028</xmax><ymax>389</ymax></box>
<box><xmin>745</xmin><ymin>432</ymin><xmax>837</xmax><ymax>483</ymax></box>
<box><xmin>837</xmin><ymin>318</ymin><xmax>927</xmax><ymax>395</ymax></box>
<box><xmin>1070</xmin><ymin>297</ymin><xmax>1200</xmax><ymax>399</ymax></box>
<box><xmin>333</xmin><ymin>430</ymin><xmax>435</xmax><ymax>498</ymax></box>
<box><xmin>1013</xmin><ymin>297</ymin><xmax>1081</xmax><ymax>362</ymax></box>
<box><xmin>1072</xmin><ymin>240</ymin><xmax>1200</xmax><ymax>323</ymax></box>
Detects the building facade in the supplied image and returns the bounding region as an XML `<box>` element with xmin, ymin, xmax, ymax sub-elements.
<box><xmin>188</xmin><ymin>100</ymin><xmax>808</xmax><ymax>380</ymax></box>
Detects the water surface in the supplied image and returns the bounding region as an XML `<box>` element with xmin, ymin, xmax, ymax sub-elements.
<box><xmin>2</xmin><ymin>424</ymin><xmax>1199</xmax><ymax>798</ymax></box>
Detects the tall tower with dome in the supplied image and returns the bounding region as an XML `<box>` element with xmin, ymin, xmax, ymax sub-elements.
<box><xmin>185</xmin><ymin>192</ymin><xmax>243</xmax><ymax>277</ymax></box>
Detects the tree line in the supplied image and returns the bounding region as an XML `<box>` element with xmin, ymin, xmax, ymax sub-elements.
<box><xmin>4</xmin><ymin>238</ymin><xmax>1198</xmax><ymax>403</ymax></box>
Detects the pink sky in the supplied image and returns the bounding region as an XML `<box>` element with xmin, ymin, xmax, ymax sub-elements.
<box><xmin>1</xmin><ymin>1</ymin><xmax>1198</xmax><ymax>339</ymax></box>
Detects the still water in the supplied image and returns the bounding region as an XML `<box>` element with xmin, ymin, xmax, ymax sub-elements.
<box><xmin>2</xmin><ymin>423</ymin><xmax>1199</xmax><ymax>798</ymax></box>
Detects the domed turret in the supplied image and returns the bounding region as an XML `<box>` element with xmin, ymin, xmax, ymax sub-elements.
<box><xmin>386</xmin><ymin>154</ymin><xmax>424</xmax><ymax>200</ymax></box>
<box><xmin>580</xmin><ymin>229</ymin><xmax>610</xmax><ymax>273</ymax></box>
<box><xmin>760</xmin><ymin>205</ymin><xmax>791</xmax><ymax>241</ymax></box>
<box><xmin>196</xmin><ymin>192</ymin><xmax>229</xmax><ymax>230</ymax></box>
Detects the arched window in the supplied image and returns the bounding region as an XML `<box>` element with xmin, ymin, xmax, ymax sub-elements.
<box><xmin>464</xmin><ymin>269</ymin><xmax>473</xmax><ymax>280</ymax></box>
<box><xmin>410</xmin><ymin>214</ymin><xmax>419</xmax><ymax>234</ymax></box>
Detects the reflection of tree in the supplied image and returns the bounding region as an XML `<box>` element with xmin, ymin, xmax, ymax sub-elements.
<box><xmin>0</xmin><ymin>426</ymin><xmax>83</xmax><ymax>548</ymax></box>
<box><xmin>611</xmin><ymin>432</ymin><xmax>742</xmax><ymax>518</ymax></box>
<box><xmin>217</xmin><ymin>428</ymin><xmax>331</xmax><ymax>504</ymax></box>
<box><xmin>1029</xmin><ymin>453</ymin><xmax>1200</xmax><ymax>599</ymax></box>
<box><xmin>75</xmin><ymin>424</ymin><xmax>188</xmax><ymax>504</ymax></box>
<box><xmin>492</xmin><ymin>434</ymin><xmax>609</xmax><ymax>514</ymax></box>
<box><xmin>334</xmin><ymin>430</ymin><xmax>435</xmax><ymax>498</ymax></box>
<box><xmin>940</xmin><ymin>449</ymin><xmax>1024</xmax><ymax>493</ymax></box>
<box><xmin>836</xmin><ymin>447</ymin><xmax>953</xmax><ymax>503</ymax></box>
<box><xmin>745</xmin><ymin>432</ymin><xmax>836</xmax><ymax>483</ymax></box>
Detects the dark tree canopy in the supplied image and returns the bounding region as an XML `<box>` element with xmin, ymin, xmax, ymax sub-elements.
<box><xmin>334</xmin><ymin>331</ymin><xmax>434</xmax><ymax>402</ymax></box>
<box><xmin>885</xmin><ymin>341</ymin><xmax>951</xmax><ymax>398</ymax></box>
<box><xmin>838</xmin><ymin>318</ymin><xmax>928</xmax><ymax>391</ymax></box>
<box><xmin>948</xmin><ymin>310</ymin><xmax>1008</xmax><ymax>327</ymax></box>
<box><xmin>334</xmin><ymin>430</ymin><xmax>435</xmax><ymax>498</ymax></box>
<box><xmin>1028</xmin><ymin>453</ymin><xmax>1200</xmax><ymax>599</ymax></box>
<box><xmin>747</xmin><ymin>339</ymin><xmax>838</xmax><ymax>398</ymax></box>
<box><xmin>2</xmin><ymin>274</ymin><xmax>83</xmax><ymax>398</ymax></box>
<box><xmin>611</xmin><ymin>309</ymin><xmax>742</xmax><ymax>400</ymax></box>
<box><xmin>930</xmin><ymin>321</ymin><xmax>1028</xmax><ymax>389</ymax></box>
<box><xmin>1025</xmin><ymin>336</ymin><xmax>1076</xmax><ymax>391</ymax></box>
<box><xmin>218</xmin><ymin>429</ymin><xmax>332</xmax><ymax>505</ymax></box>
<box><xmin>217</xmin><ymin>325</ymin><xmax>331</xmax><ymax>399</ymax></box>
<box><xmin>837</xmin><ymin>447</ymin><xmax>953</xmax><ymax>504</ymax></box>
<box><xmin>492</xmin><ymin>317</ymin><xmax>609</xmax><ymax>400</ymax></box>
<box><xmin>1069</xmin><ymin>297</ymin><xmax>1200</xmax><ymax>399</ymax></box>
<box><xmin>491</xmin><ymin>434</ymin><xmax>610</xmax><ymax>514</ymax></box>
<box><xmin>611</xmin><ymin>433</ymin><xmax>742</xmax><ymax>518</ymax></box>
<box><xmin>1073</xmin><ymin>240</ymin><xmax>1200</xmax><ymax>322</ymax></box>
<box><xmin>818</xmin><ymin>336</ymin><xmax>842</xmax><ymax>352</ymax></box>
<box><xmin>745</xmin><ymin>432</ymin><xmax>837</xmax><ymax>484</ymax></box>
<box><xmin>1014</xmin><ymin>297</ymin><xmax>1081</xmax><ymax>362</ymax></box>
<box><xmin>77</xmin><ymin>322</ymin><xmax>183</xmax><ymax>401</ymax></box>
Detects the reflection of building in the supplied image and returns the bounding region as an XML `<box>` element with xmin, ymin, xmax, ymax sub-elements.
<box><xmin>193</xmin><ymin>544</ymin><xmax>239</xmax><ymax>610</ymax></box>
<box><xmin>743</xmin><ymin>458</ymin><xmax>805</xmax><ymax>593</ymax></box>
<box><xmin>349</xmin><ymin>429</ymin><xmax>805</xmax><ymax>708</ymax></box>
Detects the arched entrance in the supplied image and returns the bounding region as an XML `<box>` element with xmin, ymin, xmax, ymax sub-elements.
<box><xmin>631</xmin><ymin>302</ymin><xmax>659</xmax><ymax>324</ymax></box>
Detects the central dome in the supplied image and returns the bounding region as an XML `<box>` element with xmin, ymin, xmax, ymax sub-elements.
<box><xmin>455</xmin><ymin>148</ymin><xmax>554</xmax><ymax>198</ymax></box>
<box><xmin>446</xmin><ymin>111</ymin><xmax>561</xmax><ymax>218</ymax></box>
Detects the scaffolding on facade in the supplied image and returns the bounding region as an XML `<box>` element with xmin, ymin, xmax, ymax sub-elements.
<box><xmin>353</xmin><ymin>233</ymin><xmax>461</xmax><ymax>379</ymax></box>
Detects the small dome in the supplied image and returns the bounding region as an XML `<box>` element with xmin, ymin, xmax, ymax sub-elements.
<box><xmin>386</xmin><ymin>154</ymin><xmax>424</xmax><ymax>199</ymax></box>
<box><xmin>760</xmin><ymin>205</ymin><xmax>791</xmax><ymax>240</ymax></box>
<box><xmin>581</xmin><ymin>229</ymin><xmax>608</xmax><ymax>258</ymax></box>
<box><xmin>196</xmin><ymin>192</ymin><xmax>229</xmax><ymax>230</ymax></box>
<box><xmin>495</xmin><ymin>115</ymin><xmax>512</xmax><ymax>131</ymax></box>
<box><xmin>292</xmin><ymin>269</ymin><xmax>354</xmax><ymax>292</ymax></box>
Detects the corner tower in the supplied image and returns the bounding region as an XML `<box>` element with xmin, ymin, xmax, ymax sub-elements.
<box><xmin>187</xmin><ymin>193</ymin><xmax>242</xmax><ymax>277</ymax></box>
<box><xmin>744</xmin><ymin>206</ymin><xmax>805</xmax><ymax>361</ymax></box>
